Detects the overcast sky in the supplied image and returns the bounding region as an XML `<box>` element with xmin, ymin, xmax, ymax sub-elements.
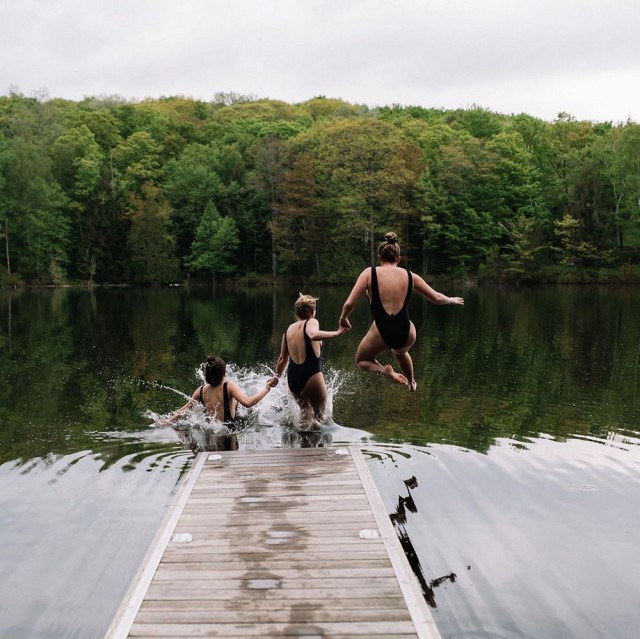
<box><xmin>2</xmin><ymin>0</ymin><xmax>639</xmax><ymax>123</ymax></box>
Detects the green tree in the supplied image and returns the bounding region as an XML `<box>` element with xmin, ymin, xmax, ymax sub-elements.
<box><xmin>51</xmin><ymin>125</ymin><xmax>107</xmax><ymax>280</ymax></box>
<box><xmin>187</xmin><ymin>203</ymin><xmax>240</xmax><ymax>287</ymax></box>
<box><xmin>126</xmin><ymin>184</ymin><xmax>180</xmax><ymax>284</ymax></box>
<box><xmin>552</xmin><ymin>214</ymin><xmax>611</xmax><ymax>268</ymax></box>
<box><xmin>276</xmin><ymin>151</ymin><xmax>329</xmax><ymax>277</ymax></box>
<box><xmin>111</xmin><ymin>131</ymin><xmax>161</xmax><ymax>198</ymax></box>
<box><xmin>251</xmin><ymin>134</ymin><xmax>289</xmax><ymax>278</ymax></box>
<box><xmin>417</xmin><ymin>133</ymin><xmax>500</xmax><ymax>274</ymax></box>
<box><xmin>500</xmin><ymin>215</ymin><xmax>544</xmax><ymax>280</ymax></box>
<box><xmin>592</xmin><ymin>124</ymin><xmax>640</xmax><ymax>251</ymax></box>
<box><xmin>307</xmin><ymin>118</ymin><xmax>422</xmax><ymax>273</ymax></box>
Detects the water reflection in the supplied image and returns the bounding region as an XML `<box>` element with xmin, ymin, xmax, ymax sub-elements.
<box><xmin>390</xmin><ymin>474</ymin><xmax>458</xmax><ymax>609</ymax></box>
<box><xmin>2</xmin><ymin>286</ymin><xmax>639</xmax><ymax>460</ymax></box>
<box><xmin>171</xmin><ymin>422</ymin><xmax>336</xmax><ymax>453</ymax></box>
<box><xmin>0</xmin><ymin>446</ymin><xmax>191</xmax><ymax>639</ymax></box>
<box><xmin>369</xmin><ymin>438</ymin><xmax>640</xmax><ymax>639</ymax></box>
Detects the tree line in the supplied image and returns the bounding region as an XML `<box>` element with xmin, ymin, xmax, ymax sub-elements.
<box><xmin>1</xmin><ymin>92</ymin><xmax>639</xmax><ymax>286</ymax></box>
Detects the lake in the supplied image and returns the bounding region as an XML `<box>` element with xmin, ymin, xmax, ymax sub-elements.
<box><xmin>0</xmin><ymin>284</ymin><xmax>639</xmax><ymax>639</ymax></box>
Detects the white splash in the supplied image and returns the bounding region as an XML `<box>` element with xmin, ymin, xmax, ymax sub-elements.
<box><xmin>145</xmin><ymin>363</ymin><xmax>373</xmax><ymax>449</ymax></box>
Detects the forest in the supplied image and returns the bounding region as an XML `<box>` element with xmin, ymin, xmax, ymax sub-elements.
<box><xmin>0</xmin><ymin>91</ymin><xmax>639</xmax><ymax>286</ymax></box>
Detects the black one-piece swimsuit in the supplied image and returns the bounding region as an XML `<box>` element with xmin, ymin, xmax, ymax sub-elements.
<box><xmin>286</xmin><ymin>320</ymin><xmax>322</xmax><ymax>395</ymax></box>
<box><xmin>369</xmin><ymin>266</ymin><xmax>413</xmax><ymax>350</ymax></box>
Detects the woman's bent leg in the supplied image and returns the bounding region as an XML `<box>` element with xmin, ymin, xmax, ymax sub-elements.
<box><xmin>392</xmin><ymin>322</ymin><xmax>417</xmax><ymax>391</ymax></box>
<box><xmin>356</xmin><ymin>325</ymin><xmax>407</xmax><ymax>385</ymax></box>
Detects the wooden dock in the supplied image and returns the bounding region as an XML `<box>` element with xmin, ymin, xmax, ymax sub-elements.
<box><xmin>105</xmin><ymin>446</ymin><xmax>441</xmax><ymax>638</ymax></box>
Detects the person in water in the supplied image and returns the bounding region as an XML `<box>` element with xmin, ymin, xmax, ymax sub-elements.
<box><xmin>165</xmin><ymin>355</ymin><xmax>274</xmax><ymax>429</ymax></box>
<box><xmin>271</xmin><ymin>293</ymin><xmax>346</xmax><ymax>429</ymax></box>
<box><xmin>339</xmin><ymin>232</ymin><xmax>464</xmax><ymax>392</ymax></box>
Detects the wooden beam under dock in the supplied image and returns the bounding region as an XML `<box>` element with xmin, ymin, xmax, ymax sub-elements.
<box><xmin>104</xmin><ymin>446</ymin><xmax>442</xmax><ymax>639</ymax></box>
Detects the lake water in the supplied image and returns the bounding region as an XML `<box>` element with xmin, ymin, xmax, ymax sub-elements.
<box><xmin>0</xmin><ymin>284</ymin><xmax>639</xmax><ymax>639</ymax></box>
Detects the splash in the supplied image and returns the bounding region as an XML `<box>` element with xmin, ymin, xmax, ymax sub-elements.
<box><xmin>139</xmin><ymin>379</ymin><xmax>192</xmax><ymax>402</ymax></box>
<box><xmin>146</xmin><ymin>363</ymin><xmax>373</xmax><ymax>449</ymax></box>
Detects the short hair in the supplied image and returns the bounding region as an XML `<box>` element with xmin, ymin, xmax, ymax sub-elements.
<box><xmin>378</xmin><ymin>231</ymin><xmax>401</xmax><ymax>263</ymax></box>
<box><xmin>204</xmin><ymin>355</ymin><xmax>226</xmax><ymax>386</ymax></box>
<box><xmin>294</xmin><ymin>293</ymin><xmax>318</xmax><ymax>319</ymax></box>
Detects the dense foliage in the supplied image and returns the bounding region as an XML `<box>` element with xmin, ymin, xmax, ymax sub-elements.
<box><xmin>1</xmin><ymin>92</ymin><xmax>639</xmax><ymax>285</ymax></box>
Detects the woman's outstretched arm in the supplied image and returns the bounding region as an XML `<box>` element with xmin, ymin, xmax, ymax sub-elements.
<box><xmin>305</xmin><ymin>317</ymin><xmax>347</xmax><ymax>341</ymax></box>
<box><xmin>269</xmin><ymin>334</ymin><xmax>289</xmax><ymax>387</ymax></box>
<box><xmin>413</xmin><ymin>273</ymin><xmax>464</xmax><ymax>305</ymax></box>
<box><xmin>227</xmin><ymin>380</ymin><xmax>272</xmax><ymax>408</ymax></box>
<box><xmin>339</xmin><ymin>268</ymin><xmax>369</xmax><ymax>329</ymax></box>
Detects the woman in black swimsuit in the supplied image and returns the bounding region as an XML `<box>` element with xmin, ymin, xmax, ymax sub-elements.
<box><xmin>272</xmin><ymin>294</ymin><xmax>346</xmax><ymax>429</ymax></box>
<box><xmin>339</xmin><ymin>232</ymin><xmax>464</xmax><ymax>392</ymax></box>
<box><xmin>166</xmin><ymin>355</ymin><xmax>273</xmax><ymax>428</ymax></box>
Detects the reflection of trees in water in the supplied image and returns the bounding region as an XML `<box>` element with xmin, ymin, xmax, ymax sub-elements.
<box><xmin>388</xmin><ymin>286</ymin><xmax>640</xmax><ymax>451</ymax></box>
<box><xmin>390</xmin><ymin>475</ymin><xmax>457</xmax><ymax>608</ymax></box>
<box><xmin>3</xmin><ymin>287</ymin><xmax>640</xmax><ymax>465</ymax></box>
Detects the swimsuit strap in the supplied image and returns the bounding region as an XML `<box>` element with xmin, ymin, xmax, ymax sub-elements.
<box><xmin>302</xmin><ymin>319</ymin><xmax>311</xmax><ymax>352</ymax></box>
<box><xmin>402</xmin><ymin>268</ymin><xmax>413</xmax><ymax>310</ymax></box>
<box><xmin>199</xmin><ymin>384</ymin><xmax>205</xmax><ymax>404</ymax></box>
<box><xmin>370</xmin><ymin>265</ymin><xmax>380</xmax><ymax>307</ymax></box>
<box><xmin>303</xmin><ymin>319</ymin><xmax>323</xmax><ymax>357</ymax></box>
<box><xmin>222</xmin><ymin>382</ymin><xmax>232</xmax><ymax>423</ymax></box>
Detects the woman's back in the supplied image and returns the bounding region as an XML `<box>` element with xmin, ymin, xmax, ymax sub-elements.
<box><xmin>370</xmin><ymin>265</ymin><xmax>411</xmax><ymax>315</ymax></box>
<box><xmin>286</xmin><ymin>320</ymin><xmax>321</xmax><ymax>364</ymax></box>
<box><xmin>199</xmin><ymin>382</ymin><xmax>236</xmax><ymax>422</ymax></box>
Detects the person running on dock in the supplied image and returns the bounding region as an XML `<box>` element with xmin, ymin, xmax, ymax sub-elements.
<box><xmin>271</xmin><ymin>293</ymin><xmax>346</xmax><ymax>430</ymax></box>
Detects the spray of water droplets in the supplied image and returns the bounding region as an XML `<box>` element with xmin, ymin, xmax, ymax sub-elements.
<box><xmin>144</xmin><ymin>362</ymin><xmax>373</xmax><ymax>448</ymax></box>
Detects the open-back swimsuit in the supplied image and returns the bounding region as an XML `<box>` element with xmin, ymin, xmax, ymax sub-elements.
<box><xmin>370</xmin><ymin>266</ymin><xmax>413</xmax><ymax>350</ymax></box>
<box><xmin>285</xmin><ymin>320</ymin><xmax>322</xmax><ymax>395</ymax></box>
<box><xmin>199</xmin><ymin>382</ymin><xmax>235</xmax><ymax>429</ymax></box>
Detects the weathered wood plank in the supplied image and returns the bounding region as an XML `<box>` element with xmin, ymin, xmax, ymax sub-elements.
<box><xmin>145</xmin><ymin>576</ymin><xmax>401</xmax><ymax>590</ymax></box>
<box><xmin>139</xmin><ymin>596</ymin><xmax>408</xmax><ymax>611</ymax></box>
<box><xmin>154</xmin><ymin>567</ymin><xmax>396</xmax><ymax>579</ymax></box>
<box><xmin>143</xmin><ymin>585</ymin><xmax>408</xmax><ymax>601</ymax></box>
<box><xmin>129</xmin><ymin>621</ymin><xmax>419</xmax><ymax>636</ymax></box>
<box><xmin>134</xmin><ymin>608</ymin><xmax>412</xmax><ymax>624</ymax></box>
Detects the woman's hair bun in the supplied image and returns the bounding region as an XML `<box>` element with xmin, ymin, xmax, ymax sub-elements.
<box><xmin>384</xmin><ymin>232</ymin><xmax>398</xmax><ymax>244</ymax></box>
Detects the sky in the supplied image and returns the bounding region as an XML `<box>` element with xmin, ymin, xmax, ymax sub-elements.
<box><xmin>2</xmin><ymin>0</ymin><xmax>639</xmax><ymax>123</ymax></box>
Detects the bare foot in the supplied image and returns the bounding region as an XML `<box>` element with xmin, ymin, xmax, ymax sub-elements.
<box><xmin>383</xmin><ymin>364</ymin><xmax>408</xmax><ymax>385</ymax></box>
<box><xmin>408</xmin><ymin>379</ymin><xmax>417</xmax><ymax>392</ymax></box>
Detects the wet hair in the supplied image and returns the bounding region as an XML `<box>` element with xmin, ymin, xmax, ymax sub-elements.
<box><xmin>378</xmin><ymin>232</ymin><xmax>401</xmax><ymax>263</ymax></box>
<box><xmin>294</xmin><ymin>293</ymin><xmax>318</xmax><ymax>320</ymax></box>
<box><xmin>204</xmin><ymin>355</ymin><xmax>226</xmax><ymax>386</ymax></box>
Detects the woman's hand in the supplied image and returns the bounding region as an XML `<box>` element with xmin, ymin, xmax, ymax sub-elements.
<box><xmin>339</xmin><ymin>317</ymin><xmax>351</xmax><ymax>331</ymax></box>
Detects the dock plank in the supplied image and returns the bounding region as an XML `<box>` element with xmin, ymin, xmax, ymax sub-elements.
<box><xmin>105</xmin><ymin>447</ymin><xmax>441</xmax><ymax>639</ymax></box>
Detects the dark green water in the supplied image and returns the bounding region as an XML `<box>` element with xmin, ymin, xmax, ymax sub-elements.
<box><xmin>0</xmin><ymin>285</ymin><xmax>639</xmax><ymax>638</ymax></box>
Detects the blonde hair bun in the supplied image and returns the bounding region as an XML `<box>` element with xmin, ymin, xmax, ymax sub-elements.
<box><xmin>295</xmin><ymin>293</ymin><xmax>318</xmax><ymax>319</ymax></box>
<box><xmin>384</xmin><ymin>232</ymin><xmax>398</xmax><ymax>244</ymax></box>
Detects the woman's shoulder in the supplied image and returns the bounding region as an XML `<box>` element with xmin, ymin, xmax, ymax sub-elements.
<box><xmin>224</xmin><ymin>380</ymin><xmax>240</xmax><ymax>394</ymax></box>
